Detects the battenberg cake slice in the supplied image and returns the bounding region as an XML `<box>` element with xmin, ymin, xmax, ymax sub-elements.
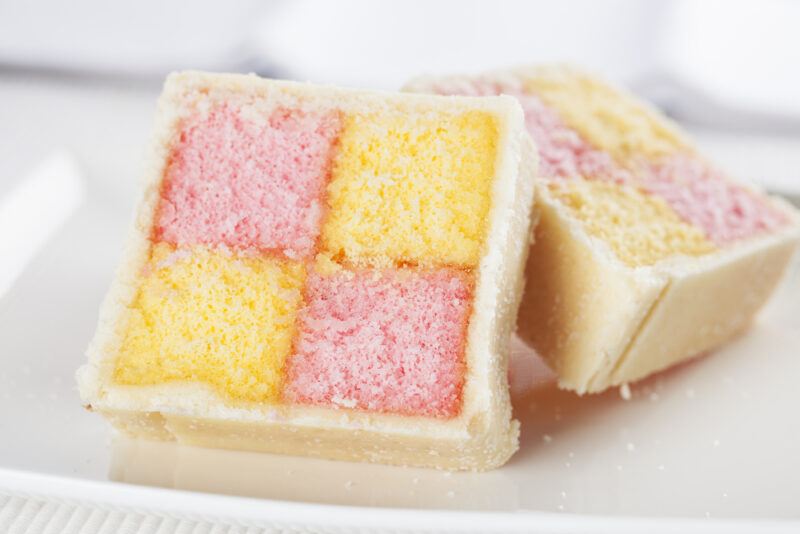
<box><xmin>406</xmin><ymin>65</ymin><xmax>800</xmax><ymax>394</ymax></box>
<box><xmin>77</xmin><ymin>71</ymin><xmax>537</xmax><ymax>470</ymax></box>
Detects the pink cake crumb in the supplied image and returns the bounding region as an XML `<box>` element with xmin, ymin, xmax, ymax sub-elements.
<box><xmin>640</xmin><ymin>155</ymin><xmax>790</xmax><ymax>245</ymax></box>
<box><xmin>430</xmin><ymin>79</ymin><xmax>631</xmax><ymax>182</ymax></box>
<box><xmin>284</xmin><ymin>268</ymin><xmax>472</xmax><ymax>418</ymax></box>
<box><xmin>156</xmin><ymin>105</ymin><xmax>341</xmax><ymax>258</ymax></box>
<box><xmin>515</xmin><ymin>92</ymin><xmax>632</xmax><ymax>183</ymax></box>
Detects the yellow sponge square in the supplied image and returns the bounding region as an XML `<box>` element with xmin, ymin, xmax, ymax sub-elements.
<box><xmin>524</xmin><ymin>73</ymin><xmax>688</xmax><ymax>163</ymax></box>
<box><xmin>113</xmin><ymin>243</ymin><xmax>305</xmax><ymax>402</ymax></box>
<box><xmin>321</xmin><ymin>110</ymin><xmax>499</xmax><ymax>268</ymax></box>
<box><xmin>551</xmin><ymin>180</ymin><xmax>715</xmax><ymax>266</ymax></box>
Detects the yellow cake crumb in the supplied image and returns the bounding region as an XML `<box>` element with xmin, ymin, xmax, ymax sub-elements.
<box><xmin>313</xmin><ymin>252</ymin><xmax>343</xmax><ymax>276</ymax></box>
<box><xmin>321</xmin><ymin>110</ymin><xmax>498</xmax><ymax>268</ymax></box>
<box><xmin>113</xmin><ymin>243</ymin><xmax>305</xmax><ymax>402</ymax></box>
<box><xmin>552</xmin><ymin>180</ymin><xmax>716</xmax><ymax>266</ymax></box>
<box><xmin>524</xmin><ymin>71</ymin><xmax>689</xmax><ymax>163</ymax></box>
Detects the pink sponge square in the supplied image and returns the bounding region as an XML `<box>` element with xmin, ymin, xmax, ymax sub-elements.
<box><xmin>641</xmin><ymin>154</ymin><xmax>790</xmax><ymax>245</ymax></box>
<box><xmin>155</xmin><ymin>105</ymin><xmax>341</xmax><ymax>259</ymax></box>
<box><xmin>284</xmin><ymin>268</ymin><xmax>472</xmax><ymax>418</ymax></box>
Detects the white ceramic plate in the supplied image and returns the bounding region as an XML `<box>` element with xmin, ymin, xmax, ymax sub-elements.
<box><xmin>0</xmin><ymin>152</ymin><xmax>799</xmax><ymax>533</ymax></box>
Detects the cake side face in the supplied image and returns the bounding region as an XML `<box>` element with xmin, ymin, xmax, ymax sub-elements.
<box><xmin>78</xmin><ymin>72</ymin><xmax>536</xmax><ymax>469</ymax></box>
<box><xmin>405</xmin><ymin>66</ymin><xmax>800</xmax><ymax>392</ymax></box>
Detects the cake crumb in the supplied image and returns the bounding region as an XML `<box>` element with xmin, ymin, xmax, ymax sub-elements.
<box><xmin>331</xmin><ymin>396</ymin><xmax>357</xmax><ymax>409</ymax></box>
<box><xmin>314</xmin><ymin>252</ymin><xmax>342</xmax><ymax>276</ymax></box>
<box><xmin>543</xmin><ymin>434</ymin><xmax>553</xmax><ymax>443</ymax></box>
<box><xmin>619</xmin><ymin>383</ymin><xmax>631</xmax><ymax>400</ymax></box>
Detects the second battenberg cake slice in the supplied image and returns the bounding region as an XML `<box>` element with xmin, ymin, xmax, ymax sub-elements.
<box><xmin>407</xmin><ymin>66</ymin><xmax>800</xmax><ymax>394</ymax></box>
<box><xmin>77</xmin><ymin>72</ymin><xmax>536</xmax><ymax>470</ymax></box>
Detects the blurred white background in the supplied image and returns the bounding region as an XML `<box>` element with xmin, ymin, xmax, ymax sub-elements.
<box><xmin>2</xmin><ymin>0</ymin><xmax>800</xmax><ymax>109</ymax></box>
<box><xmin>2</xmin><ymin>0</ymin><xmax>799</xmax><ymax>177</ymax></box>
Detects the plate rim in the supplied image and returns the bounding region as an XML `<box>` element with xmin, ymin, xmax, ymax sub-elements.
<box><xmin>1</xmin><ymin>467</ymin><xmax>797</xmax><ymax>533</ymax></box>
